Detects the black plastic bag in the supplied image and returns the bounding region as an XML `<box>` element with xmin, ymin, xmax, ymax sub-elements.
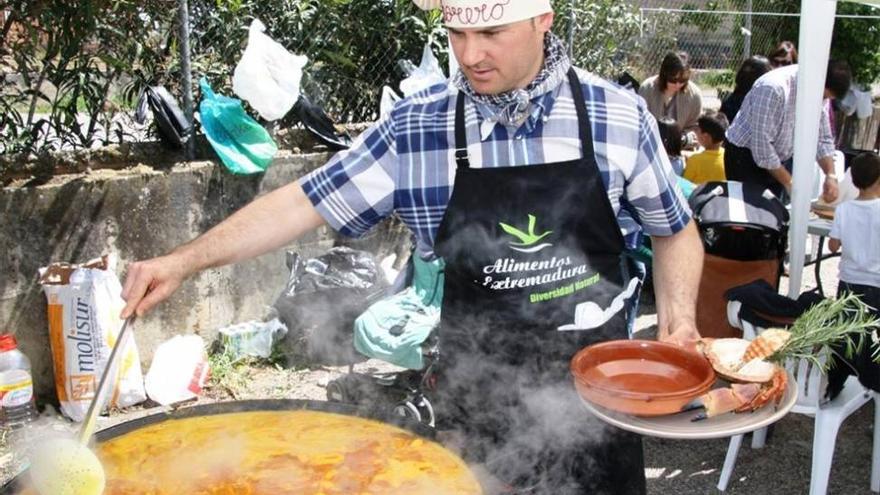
<box><xmin>274</xmin><ymin>247</ymin><xmax>387</xmax><ymax>365</ymax></box>
<box><xmin>617</xmin><ymin>71</ymin><xmax>640</xmax><ymax>92</ymax></box>
<box><xmin>291</xmin><ymin>95</ymin><xmax>352</xmax><ymax>151</ymax></box>
<box><xmin>135</xmin><ymin>85</ymin><xmax>192</xmax><ymax>149</ymax></box>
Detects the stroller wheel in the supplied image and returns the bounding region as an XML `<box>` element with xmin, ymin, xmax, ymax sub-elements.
<box><xmin>326</xmin><ymin>379</ymin><xmax>348</xmax><ymax>403</ymax></box>
<box><xmin>415</xmin><ymin>397</ymin><xmax>435</xmax><ymax>428</ymax></box>
<box><xmin>392</xmin><ymin>401</ymin><xmax>422</xmax><ymax>423</ymax></box>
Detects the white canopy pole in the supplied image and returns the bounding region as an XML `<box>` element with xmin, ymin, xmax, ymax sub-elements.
<box><xmin>788</xmin><ymin>0</ymin><xmax>838</xmax><ymax>298</ymax></box>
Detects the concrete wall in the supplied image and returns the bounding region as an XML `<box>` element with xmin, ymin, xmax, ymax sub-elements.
<box><xmin>0</xmin><ymin>152</ymin><xmax>409</xmax><ymax>403</ymax></box>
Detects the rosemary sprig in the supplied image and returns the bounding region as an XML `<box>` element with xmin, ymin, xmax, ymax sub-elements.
<box><xmin>767</xmin><ymin>293</ymin><xmax>880</xmax><ymax>372</ymax></box>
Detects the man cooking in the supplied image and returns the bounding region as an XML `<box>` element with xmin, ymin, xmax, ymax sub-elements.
<box><xmin>121</xmin><ymin>1</ymin><xmax>704</xmax><ymax>492</ymax></box>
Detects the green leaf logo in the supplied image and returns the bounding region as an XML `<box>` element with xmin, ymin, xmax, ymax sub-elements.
<box><xmin>499</xmin><ymin>214</ymin><xmax>552</xmax><ymax>247</ymax></box>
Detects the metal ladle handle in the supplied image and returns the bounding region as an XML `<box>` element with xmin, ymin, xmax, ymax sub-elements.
<box><xmin>77</xmin><ymin>316</ymin><xmax>135</xmax><ymax>445</ymax></box>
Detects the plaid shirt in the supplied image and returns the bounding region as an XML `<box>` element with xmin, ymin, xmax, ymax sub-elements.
<box><xmin>726</xmin><ymin>64</ymin><xmax>835</xmax><ymax>169</ymax></box>
<box><xmin>300</xmin><ymin>68</ymin><xmax>691</xmax><ymax>257</ymax></box>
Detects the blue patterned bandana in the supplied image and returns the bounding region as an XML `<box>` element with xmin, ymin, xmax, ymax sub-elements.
<box><xmin>453</xmin><ymin>32</ymin><xmax>571</xmax><ymax>127</ymax></box>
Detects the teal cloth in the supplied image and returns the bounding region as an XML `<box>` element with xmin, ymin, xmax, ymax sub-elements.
<box><xmin>353</xmin><ymin>288</ymin><xmax>439</xmax><ymax>370</ymax></box>
<box><xmin>412</xmin><ymin>255</ymin><xmax>444</xmax><ymax>308</ymax></box>
<box><xmin>677</xmin><ymin>176</ymin><xmax>696</xmax><ymax>198</ymax></box>
<box><xmin>353</xmin><ymin>255</ymin><xmax>444</xmax><ymax>369</ymax></box>
<box><xmin>199</xmin><ymin>77</ymin><xmax>277</xmax><ymax>175</ymax></box>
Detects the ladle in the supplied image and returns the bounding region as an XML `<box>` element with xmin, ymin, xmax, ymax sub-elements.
<box><xmin>29</xmin><ymin>317</ymin><xmax>135</xmax><ymax>495</ymax></box>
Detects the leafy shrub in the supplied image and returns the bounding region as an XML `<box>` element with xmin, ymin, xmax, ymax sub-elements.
<box><xmin>188</xmin><ymin>0</ymin><xmax>447</xmax><ymax>123</ymax></box>
<box><xmin>0</xmin><ymin>1</ymin><xmax>178</xmax><ymax>155</ymax></box>
<box><xmin>553</xmin><ymin>0</ymin><xmax>643</xmax><ymax>79</ymax></box>
<box><xmin>0</xmin><ymin>0</ymin><xmax>643</xmax><ymax>159</ymax></box>
<box><xmin>697</xmin><ymin>69</ymin><xmax>734</xmax><ymax>91</ymax></box>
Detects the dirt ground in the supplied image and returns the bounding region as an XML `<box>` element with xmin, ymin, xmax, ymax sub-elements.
<box><xmin>2</xmin><ymin>252</ymin><xmax>876</xmax><ymax>494</ymax></box>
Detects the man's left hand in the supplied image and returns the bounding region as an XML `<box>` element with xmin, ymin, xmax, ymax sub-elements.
<box><xmin>822</xmin><ymin>176</ymin><xmax>839</xmax><ymax>203</ymax></box>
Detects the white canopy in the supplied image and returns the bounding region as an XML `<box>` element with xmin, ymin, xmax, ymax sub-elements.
<box><xmin>788</xmin><ymin>0</ymin><xmax>879</xmax><ymax>298</ymax></box>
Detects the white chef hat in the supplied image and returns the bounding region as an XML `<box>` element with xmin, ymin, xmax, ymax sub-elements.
<box><xmin>413</xmin><ymin>0</ymin><xmax>553</xmax><ymax>29</ymax></box>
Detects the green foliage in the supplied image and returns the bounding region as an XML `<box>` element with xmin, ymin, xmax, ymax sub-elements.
<box><xmin>0</xmin><ymin>0</ymin><xmax>647</xmax><ymax>157</ymax></box>
<box><xmin>0</xmin><ymin>1</ymin><xmax>179</xmax><ymax>155</ymax></box>
<box><xmin>728</xmin><ymin>1</ymin><xmax>880</xmax><ymax>85</ymax></box>
<box><xmin>728</xmin><ymin>0</ymin><xmax>798</xmax><ymax>68</ymax></box>
<box><xmin>189</xmin><ymin>0</ymin><xmax>446</xmax><ymax>123</ymax></box>
<box><xmin>697</xmin><ymin>69</ymin><xmax>734</xmax><ymax>91</ymax></box>
<box><xmin>831</xmin><ymin>3</ymin><xmax>880</xmax><ymax>86</ymax></box>
<box><xmin>680</xmin><ymin>2</ymin><xmax>723</xmax><ymax>33</ymax></box>
<box><xmin>0</xmin><ymin>0</ymin><xmax>444</xmax><ymax>155</ymax></box>
<box><xmin>552</xmin><ymin>0</ymin><xmax>643</xmax><ymax>79</ymax></box>
<box><xmin>770</xmin><ymin>293</ymin><xmax>880</xmax><ymax>372</ymax></box>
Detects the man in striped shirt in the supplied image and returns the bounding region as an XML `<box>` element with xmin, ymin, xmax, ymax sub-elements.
<box><xmin>122</xmin><ymin>1</ymin><xmax>704</xmax><ymax>492</ymax></box>
<box><xmin>725</xmin><ymin>61</ymin><xmax>851</xmax><ymax>200</ymax></box>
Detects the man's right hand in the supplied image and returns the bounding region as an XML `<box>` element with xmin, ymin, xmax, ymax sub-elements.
<box><xmin>120</xmin><ymin>253</ymin><xmax>193</xmax><ymax>318</ymax></box>
<box><xmin>822</xmin><ymin>175</ymin><xmax>839</xmax><ymax>204</ymax></box>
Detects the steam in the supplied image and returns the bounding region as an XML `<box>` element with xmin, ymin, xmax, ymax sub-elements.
<box><xmin>152</xmin><ymin>431</ymin><xmax>247</xmax><ymax>490</ymax></box>
<box><xmin>437</xmin><ymin>333</ymin><xmax>627</xmax><ymax>493</ymax></box>
<box><xmin>6</xmin><ymin>406</ymin><xmax>80</xmax><ymax>490</ymax></box>
<box><xmin>429</xmin><ymin>175</ymin><xmax>641</xmax><ymax>492</ymax></box>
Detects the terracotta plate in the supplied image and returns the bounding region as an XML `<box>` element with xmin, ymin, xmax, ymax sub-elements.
<box><xmin>570</xmin><ymin>340</ymin><xmax>716</xmax><ymax>416</ymax></box>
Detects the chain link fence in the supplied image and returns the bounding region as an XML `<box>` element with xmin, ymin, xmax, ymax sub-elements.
<box><xmin>2</xmin><ymin>1</ymin><xmax>879</xmax><ymax>158</ymax></box>
<box><xmin>630</xmin><ymin>0</ymin><xmax>880</xmax><ymax>91</ymax></box>
<box><xmin>633</xmin><ymin>0</ymin><xmax>794</xmax><ymax>75</ymax></box>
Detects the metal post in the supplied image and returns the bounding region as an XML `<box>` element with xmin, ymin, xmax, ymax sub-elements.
<box><xmin>639</xmin><ymin>8</ymin><xmax>643</xmax><ymax>39</ymax></box>
<box><xmin>743</xmin><ymin>0</ymin><xmax>753</xmax><ymax>60</ymax></box>
<box><xmin>179</xmin><ymin>0</ymin><xmax>195</xmax><ymax>161</ymax></box>
<box><xmin>567</xmin><ymin>0</ymin><xmax>575</xmax><ymax>58</ymax></box>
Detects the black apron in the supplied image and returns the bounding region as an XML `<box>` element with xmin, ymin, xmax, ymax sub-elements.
<box><xmin>434</xmin><ymin>69</ymin><xmax>645</xmax><ymax>494</ymax></box>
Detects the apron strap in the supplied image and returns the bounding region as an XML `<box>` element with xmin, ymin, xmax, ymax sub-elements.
<box><xmin>454</xmin><ymin>69</ymin><xmax>595</xmax><ymax>169</ymax></box>
<box><xmin>454</xmin><ymin>93</ymin><xmax>471</xmax><ymax>169</ymax></box>
<box><xmin>567</xmin><ymin>67</ymin><xmax>596</xmax><ymax>162</ymax></box>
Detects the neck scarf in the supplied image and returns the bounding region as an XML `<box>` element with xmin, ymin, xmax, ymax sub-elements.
<box><xmin>453</xmin><ymin>32</ymin><xmax>571</xmax><ymax>127</ymax></box>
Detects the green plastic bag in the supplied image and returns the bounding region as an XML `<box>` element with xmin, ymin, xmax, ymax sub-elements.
<box><xmin>199</xmin><ymin>77</ymin><xmax>277</xmax><ymax>174</ymax></box>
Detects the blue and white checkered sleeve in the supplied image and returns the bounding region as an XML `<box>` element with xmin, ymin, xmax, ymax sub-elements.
<box><xmin>298</xmin><ymin>116</ymin><xmax>398</xmax><ymax>237</ymax></box>
<box><xmin>748</xmin><ymin>86</ymin><xmax>785</xmax><ymax>169</ymax></box>
<box><xmin>625</xmin><ymin>100</ymin><xmax>692</xmax><ymax>237</ymax></box>
<box><xmin>816</xmin><ymin>102</ymin><xmax>836</xmax><ymax>161</ymax></box>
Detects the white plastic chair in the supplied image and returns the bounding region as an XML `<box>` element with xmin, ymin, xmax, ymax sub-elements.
<box><xmin>717</xmin><ymin>300</ymin><xmax>880</xmax><ymax>494</ymax></box>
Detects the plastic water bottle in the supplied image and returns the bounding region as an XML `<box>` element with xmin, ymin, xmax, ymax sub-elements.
<box><xmin>0</xmin><ymin>334</ymin><xmax>37</xmax><ymax>430</ymax></box>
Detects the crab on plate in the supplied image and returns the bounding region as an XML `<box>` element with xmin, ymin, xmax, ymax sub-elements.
<box><xmin>684</xmin><ymin>328</ymin><xmax>791</xmax><ymax>421</ymax></box>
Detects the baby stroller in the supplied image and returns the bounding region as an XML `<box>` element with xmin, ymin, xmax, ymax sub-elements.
<box><xmin>325</xmin><ymin>254</ymin><xmax>444</xmax><ymax>427</ymax></box>
<box><xmin>689</xmin><ymin>181</ymin><xmax>789</xmax><ymax>338</ymax></box>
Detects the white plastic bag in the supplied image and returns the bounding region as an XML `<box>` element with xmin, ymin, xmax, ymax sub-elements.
<box><xmin>379</xmin><ymin>86</ymin><xmax>402</xmax><ymax>119</ymax></box>
<box><xmin>840</xmin><ymin>85</ymin><xmax>874</xmax><ymax>119</ymax></box>
<box><xmin>232</xmin><ymin>19</ymin><xmax>308</xmax><ymax>121</ymax></box>
<box><xmin>38</xmin><ymin>255</ymin><xmax>147</xmax><ymax>422</ymax></box>
<box><xmin>399</xmin><ymin>43</ymin><xmax>446</xmax><ymax>97</ymax></box>
<box><xmin>144</xmin><ymin>335</ymin><xmax>209</xmax><ymax>406</ymax></box>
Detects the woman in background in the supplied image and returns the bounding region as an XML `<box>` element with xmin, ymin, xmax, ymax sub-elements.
<box><xmin>639</xmin><ymin>51</ymin><xmax>704</xmax><ymax>139</ymax></box>
<box><xmin>720</xmin><ymin>55</ymin><xmax>772</xmax><ymax>122</ymax></box>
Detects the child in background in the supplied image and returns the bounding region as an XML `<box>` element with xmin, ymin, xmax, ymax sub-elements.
<box><xmin>657</xmin><ymin>118</ymin><xmax>685</xmax><ymax>176</ymax></box>
<box><xmin>684</xmin><ymin>111</ymin><xmax>729</xmax><ymax>184</ymax></box>
<box><xmin>829</xmin><ymin>152</ymin><xmax>880</xmax><ymax>316</ymax></box>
